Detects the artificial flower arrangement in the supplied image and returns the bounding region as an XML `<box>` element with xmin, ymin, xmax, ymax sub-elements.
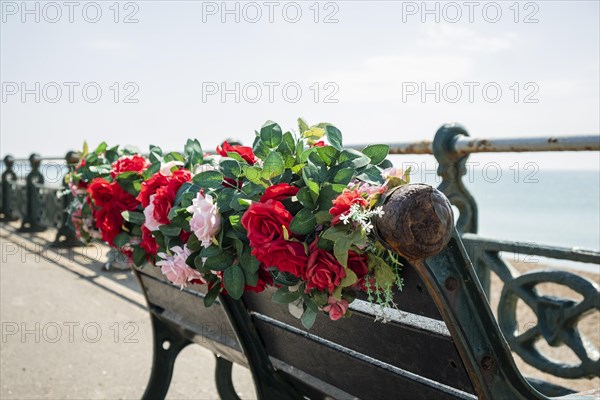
<box><xmin>66</xmin><ymin>119</ymin><xmax>410</xmax><ymax>328</ymax></box>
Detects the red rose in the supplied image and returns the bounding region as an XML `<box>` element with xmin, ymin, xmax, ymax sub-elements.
<box><xmin>95</xmin><ymin>206</ymin><xmax>123</xmax><ymax>245</ymax></box>
<box><xmin>110</xmin><ymin>155</ymin><xmax>149</xmax><ymax>178</ymax></box>
<box><xmin>112</xmin><ymin>183</ymin><xmax>139</xmax><ymax>211</ymax></box>
<box><xmin>241</xmin><ymin>200</ymin><xmax>293</xmax><ymax>248</ymax></box>
<box><xmin>305</xmin><ymin>241</ymin><xmax>346</xmax><ymax>293</ymax></box>
<box><xmin>151</xmin><ymin>186</ymin><xmax>175</xmax><ymax>225</ymax></box>
<box><xmin>217</xmin><ymin>141</ymin><xmax>257</xmax><ymax>165</ymax></box>
<box><xmin>260</xmin><ymin>183</ymin><xmax>299</xmax><ymax>203</ymax></box>
<box><xmin>348</xmin><ymin>251</ymin><xmax>369</xmax><ymax>291</ymax></box>
<box><xmin>87</xmin><ymin>178</ymin><xmax>113</xmax><ymax>207</ymax></box>
<box><xmin>137</xmin><ymin>172</ymin><xmax>169</xmax><ymax>207</ymax></box>
<box><xmin>140</xmin><ymin>226</ymin><xmax>158</xmax><ymax>256</ymax></box>
<box><xmin>137</xmin><ymin>169</ymin><xmax>191</xmax><ymax>208</ymax></box>
<box><xmin>168</xmin><ymin>169</ymin><xmax>192</xmax><ymax>192</ymax></box>
<box><xmin>329</xmin><ymin>189</ymin><xmax>369</xmax><ymax>225</ymax></box>
<box><xmin>255</xmin><ymin>240</ymin><xmax>307</xmax><ymax>277</ymax></box>
<box><xmin>311</xmin><ymin>141</ymin><xmax>326</xmax><ymax>147</ymax></box>
<box><xmin>179</xmin><ymin>230</ymin><xmax>191</xmax><ymax>243</ymax></box>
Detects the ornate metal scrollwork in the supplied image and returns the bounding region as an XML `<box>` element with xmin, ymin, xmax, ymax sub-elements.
<box><xmin>499</xmin><ymin>270</ymin><xmax>600</xmax><ymax>379</ymax></box>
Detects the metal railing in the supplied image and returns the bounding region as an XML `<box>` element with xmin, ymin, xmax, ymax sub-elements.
<box><xmin>1</xmin><ymin>123</ymin><xmax>599</xmax><ymax>389</ymax></box>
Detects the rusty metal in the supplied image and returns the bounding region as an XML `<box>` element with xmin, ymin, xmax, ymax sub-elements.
<box><xmin>349</xmin><ymin>133</ymin><xmax>599</xmax><ymax>155</ymax></box>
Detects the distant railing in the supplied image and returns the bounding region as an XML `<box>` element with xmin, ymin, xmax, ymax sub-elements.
<box><xmin>1</xmin><ymin>123</ymin><xmax>599</xmax><ymax>389</ymax></box>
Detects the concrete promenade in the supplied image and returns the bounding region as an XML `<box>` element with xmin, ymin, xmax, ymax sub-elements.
<box><xmin>0</xmin><ymin>223</ymin><xmax>256</xmax><ymax>399</ymax></box>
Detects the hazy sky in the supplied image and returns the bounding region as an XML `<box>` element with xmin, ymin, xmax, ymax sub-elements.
<box><xmin>1</xmin><ymin>1</ymin><xmax>599</xmax><ymax>169</ymax></box>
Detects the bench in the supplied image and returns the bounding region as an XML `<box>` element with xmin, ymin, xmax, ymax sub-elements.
<box><xmin>2</xmin><ymin>125</ymin><xmax>599</xmax><ymax>399</ymax></box>
<box><xmin>132</xmin><ymin>183</ymin><xmax>597</xmax><ymax>400</ymax></box>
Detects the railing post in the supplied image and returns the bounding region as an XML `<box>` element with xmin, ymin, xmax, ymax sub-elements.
<box><xmin>1</xmin><ymin>155</ymin><xmax>19</xmax><ymax>222</ymax></box>
<box><xmin>432</xmin><ymin>124</ymin><xmax>490</xmax><ymax>294</ymax></box>
<box><xmin>18</xmin><ymin>153</ymin><xmax>46</xmax><ymax>232</ymax></box>
<box><xmin>53</xmin><ymin>151</ymin><xmax>83</xmax><ymax>247</ymax></box>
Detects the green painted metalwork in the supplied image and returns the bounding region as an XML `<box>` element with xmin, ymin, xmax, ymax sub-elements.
<box><xmin>431</xmin><ymin>124</ymin><xmax>489</xmax><ymax>294</ymax></box>
<box><xmin>53</xmin><ymin>151</ymin><xmax>82</xmax><ymax>247</ymax></box>
<box><xmin>1</xmin><ymin>155</ymin><xmax>19</xmax><ymax>221</ymax></box>
<box><xmin>18</xmin><ymin>153</ymin><xmax>46</xmax><ymax>232</ymax></box>
<box><xmin>462</xmin><ymin>234</ymin><xmax>600</xmax><ymax>380</ymax></box>
<box><xmin>215</xmin><ymin>355</ymin><xmax>242</xmax><ymax>400</ymax></box>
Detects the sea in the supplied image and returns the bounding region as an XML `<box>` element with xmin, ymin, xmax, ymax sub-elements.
<box><xmin>2</xmin><ymin>158</ymin><xmax>599</xmax><ymax>273</ymax></box>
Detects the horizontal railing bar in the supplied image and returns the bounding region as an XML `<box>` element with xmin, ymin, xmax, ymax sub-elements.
<box><xmin>2</xmin><ymin>156</ymin><xmax>66</xmax><ymax>162</ymax></box>
<box><xmin>453</xmin><ymin>135</ymin><xmax>600</xmax><ymax>155</ymax></box>
<box><xmin>461</xmin><ymin>233</ymin><xmax>600</xmax><ymax>265</ymax></box>
<box><xmin>348</xmin><ymin>134</ymin><xmax>600</xmax><ymax>155</ymax></box>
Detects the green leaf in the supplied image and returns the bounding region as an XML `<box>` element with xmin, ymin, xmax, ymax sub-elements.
<box><xmin>369</xmin><ymin>254</ymin><xmax>397</xmax><ymax>289</ymax></box>
<box><xmin>132</xmin><ymin>246</ymin><xmax>146</xmax><ymax>266</ymax></box>
<box><xmin>113</xmin><ymin>232</ymin><xmax>130</xmax><ymax>248</ymax></box>
<box><xmin>94</xmin><ymin>142</ymin><xmax>107</xmax><ymax>155</ymax></box>
<box><xmin>273</xmin><ymin>271</ymin><xmax>301</xmax><ymax>286</ymax></box>
<box><xmin>186</xmin><ymin>233</ymin><xmax>201</xmax><ymax>252</ymax></box>
<box><xmin>216</xmin><ymin>188</ymin><xmax>234</xmax><ymax>212</ymax></box>
<box><xmin>362</xmin><ymin>144</ymin><xmax>389</xmax><ymax>165</ymax></box>
<box><xmin>219</xmin><ymin>158</ymin><xmax>241</xmax><ymax>179</ymax></box>
<box><xmin>332</xmin><ymin>168</ymin><xmax>354</xmax><ymax>185</ymax></box>
<box><xmin>315</xmin><ymin>210</ymin><xmax>333</xmax><ymax>224</ymax></box>
<box><xmin>204</xmin><ymin>251</ymin><xmax>234</xmax><ymax>271</ymax></box>
<box><xmin>252</xmin><ymin>137</ymin><xmax>270</xmax><ymax>159</ymax></box>
<box><xmin>340</xmin><ymin>149</ymin><xmax>370</xmax><ymax>169</ymax></box>
<box><xmin>297</xmin><ymin>117</ymin><xmax>310</xmax><ymax>133</ymax></box>
<box><xmin>272</xmin><ymin>287</ymin><xmax>302</xmax><ymax>304</ymax></box>
<box><xmin>301</xmin><ymin>307</ymin><xmax>317</xmax><ymax>329</ymax></box>
<box><xmin>223</xmin><ymin>265</ymin><xmax>245</xmax><ymax>300</ymax></box>
<box><xmin>332</xmin><ymin>268</ymin><xmax>358</xmax><ymax>300</ymax></box>
<box><xmin>240</xmin><ymin>251</ymin><xmax>260</xmax><ymax>274</ymax></box>
<box><xmin>296</xmin><ymin>187</ymin><xmax>315</xmax><ymax>209</ymax></box>
<box><xmin>263</xmin><ymin>151</ymin><xmax>285</xmax><ymax>179</ymax></box>
<box><xmin>356</xmin><ymin>165</ymin><xmax>384</xmax><ymax>185</ymax></box>
<box><xmin>302</xmin><ymin>168</ymin><xmax>320</xmax><ymax>201</ymax></box>
<box><xmin>260</xmin><ymin>120</ymin><xmax>283</xmax><ymax>148</ymax></box>
<box><xmin>325</xmin><ymin>125</ymin><xmax>343</xmax><ymax>151</ymax></box>
<box><xmin>290</xmin><ymin>208</ymin><xmax>316</xmax><ymax>235</ymax></box>
<box><xmin>278</xmin><ymin>132</ymin><xmax>296</xmax><ymax>156</ymax></box>
<box><xmin>316</xmin><ymin>146</ymin><xmax>338</xmax><ymax>166</ymax></box>
<box><xmin>121</xmin><ymin>211</ymin><xmax>145</xmax><ymax>225</ymax></box>
<box><xmin>193</xmin><ymin>170</ymin><xmax>223</xmax><ymax>188</ymax></box>
<box><xmin>334</xmin><ymin>237</ymin><xmax>353</xmax><ymax>267</ymax></box>
<box><xmin>317</xmin><ymin>184</ymin><xmax>339</xmax><ymax>212</ymax></box>
<box><xmin>159</xmin><ymin>224</ymin><xmax>182</xmax><ymax>237</ymax></box>
<box><xmin>203</xmin><ymin>283</ymin><xmax>221</xmax><ymax>307</ymax></box>
<box><xmin>243</xmin><ymin>165</ymin><xmax>270</xmax><ymax>188</ymax></box>
<box><xmin>184</xmin><ymin>139</ymin><xmax>203</xmax><ymax>165</ymax></box>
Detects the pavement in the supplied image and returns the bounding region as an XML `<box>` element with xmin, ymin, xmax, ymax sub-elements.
<box><xmin>0</xmin><ymin>222</ymin><xmax>256</xmax><ymax>400</ymax></box>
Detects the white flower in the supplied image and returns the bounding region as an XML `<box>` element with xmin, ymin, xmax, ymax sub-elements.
<box><xmin>160</xmin><ymin>161</ymin><xmax>184</xmax><ymax>176</ymax></box>
<box><xmin>187</xmin><ymin>192</ymin><xmax>221</xmax><ymax>248</ymax></box>
<box><xmin>339</xmin><ymin>203</ymin><xmax>385</xmax><ymax>234</ymax></box>
<box><xmin>143</xmin><ymin>194</ymin><xmax>162</xmax><ymax>231</ymax></box>
<box><xmin>156</xmin><ymin>245</ymin><xmax>204</xmax><ymax>289</ymax></box>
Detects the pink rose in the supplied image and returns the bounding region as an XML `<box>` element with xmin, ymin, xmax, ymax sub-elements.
<box><xmin>323</xmin><ymin>296</ymin><xmax>349</xmax><ymax>321</ymax></box>
<box><xmin>187</xmin><ymin>192</ymin><xmax>221</xmax><ymax>248</ymax></box>
<box><xmin>156</xmin><ymin>245</ymin><xmax>204</xmax><ymax>289</ymax></box>
<box><xmin>143</xmin><ymin>194</ymin><xmax>162</xmax><ymax>231</ymax></box>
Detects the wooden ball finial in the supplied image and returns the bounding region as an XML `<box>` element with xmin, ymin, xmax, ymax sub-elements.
<box><xmin>375</xmin><ymin>184</ymin><xmax>454</xmax><ymax>260</ymax></box>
